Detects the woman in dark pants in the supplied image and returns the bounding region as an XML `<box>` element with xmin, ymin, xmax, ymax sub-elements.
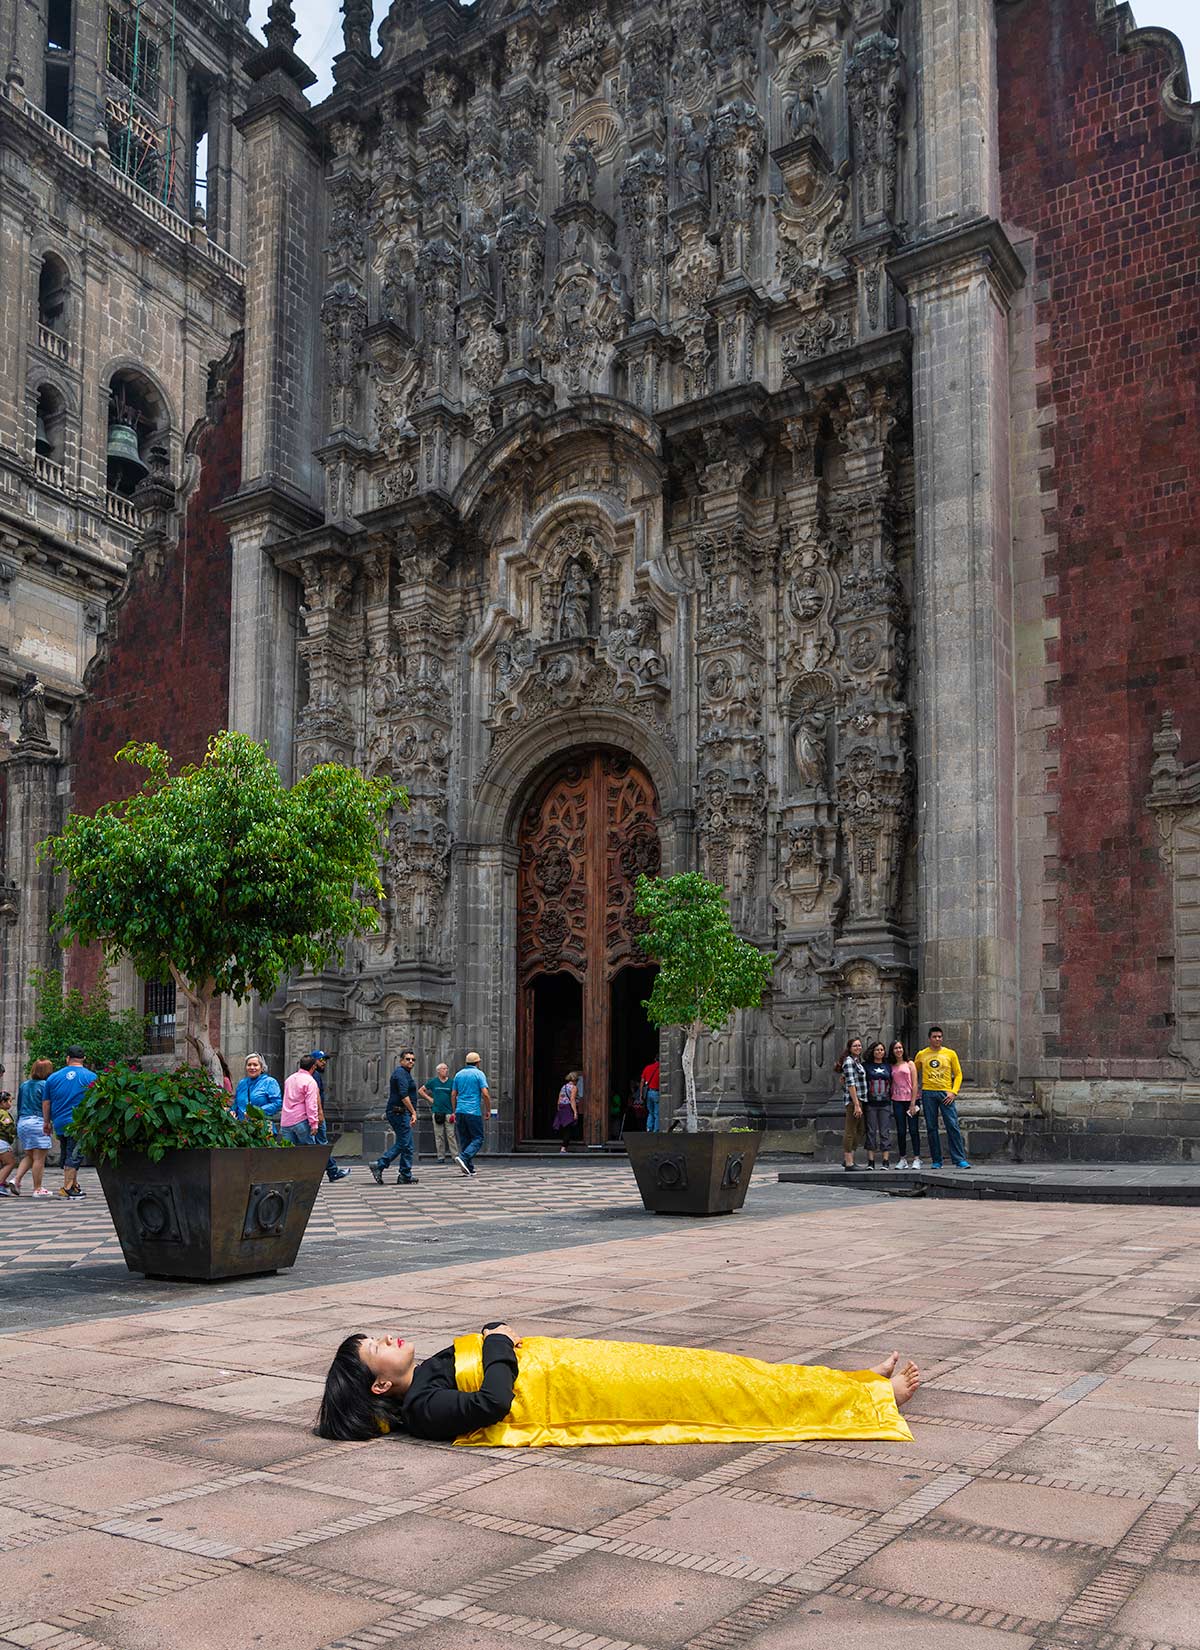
<box><xmin>889</xmin><ymin>1038</ymin><xmax>922</xmax><ymax>1169</ymax></box>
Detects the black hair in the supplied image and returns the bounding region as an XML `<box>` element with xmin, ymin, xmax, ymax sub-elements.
<box><xmin>400</xmin><ymin>1049</ymin><xmax>415</xmax><ymax>1059</ymax></box>
<box><xmin>315</xmin><ymin>1334</ymin><xmax>409</xmax><ymax>1441</ymax></box>
<box><xmin>888</xmin><ymin>1038</ymin><xmax>907</xmax><ymax>1064</ymax></box>
<box><xmin>928</xmin><ymin>1024</ymin><xmax>944</xmax><ymax>1037</ymax></box>
<box><xmin>298</xmin><ymin>1054</ymin><xmax>317</xmax><ymax>1072</ymax></box>
<box><xmin>867</xmin><ymin>1041</ymin><xmax>887</xmax><ymax>1064</ymax></box>
<box><xmin>841</xmin><ymin>1036</ymin><xmax>863</xmax><ymax>1059</ymax></box>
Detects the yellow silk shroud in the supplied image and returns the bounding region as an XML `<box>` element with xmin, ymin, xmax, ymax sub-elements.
<box><xmin>451</xmin><ymin>1335</ymin><xmax>913</xmax><ymax>1449</ymax></box>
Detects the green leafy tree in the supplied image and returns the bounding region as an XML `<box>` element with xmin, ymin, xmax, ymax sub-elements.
<box><xmin>39</xmin><ymin>732</ymin><xmax>402</xmax><ymax>1076</ymax></box>
<box><xmin>635</xmin><ymin>871</ymin><xmax>775</xmax><ymax>1133</ymax></box>
<box><xmin>24</xmin><ymin>967</ymin><xmax>148</xmax><ymax>1072</ymax></box>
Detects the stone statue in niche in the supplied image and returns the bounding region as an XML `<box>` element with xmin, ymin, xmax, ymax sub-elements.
<box><xmin>557</xmin><ymin>562</ymin><xmax>593</xmax><ymax>639</ymax></box>
<box><xmin>790</xmin><ymin>708</ymin><xmax>828</xmax><ymax>791</ymax></box>
<box><xmin>784</xmin><ymin>69</ymin><xmax>820</xmax><ymax>138</ymax></box>
<box><xmin>17</xmin><ymin>672</ymin><xmax>49</xmax><ymax>746</ymax></box>
<box><xmin>463</xmin><ymin>228</ymin><xmax>491</xmax><ymax>295</ymax></box>
<box><xmin>676</xmin><ymin>112</ymin><xmax>709</xmax><ymax>198</ymax></box>
<box><xmin>563</xmin><ymin>134</ymin><xmax>598</xmax><ymax>203</ymax></box>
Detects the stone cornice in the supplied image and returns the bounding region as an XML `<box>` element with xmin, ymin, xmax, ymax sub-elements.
<box><xmin>887</xmin><ymin>217</ymin><xmax>1026</xmax><ymax>308</ymax></box>
<box><xmin>214</xmin><ymin>480</ymin><xmax>323</xmax><ymax>536</ymax></box>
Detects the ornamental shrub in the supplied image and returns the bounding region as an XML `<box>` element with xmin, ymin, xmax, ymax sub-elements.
<box><xmin>24</xmin><ymin>968</ymin><xmax>148</xmax><ymax>1072</ymax></box>
<box><xmin>69</xmin><ymin>1064</ymin><xmax>283</xmax><ymax>1165</ymax></box>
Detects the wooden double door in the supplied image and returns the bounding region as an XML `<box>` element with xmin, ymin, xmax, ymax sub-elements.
<box><xmin>516</xmin><ymin>751</ymin><xmax>661</xmax><ymax>1144</ymax></box>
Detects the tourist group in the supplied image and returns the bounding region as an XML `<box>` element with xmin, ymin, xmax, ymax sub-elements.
<box><xmin>839</xmin><ymin>1026</ymin><xmax>970</xmax><ymax>1171</ymax></box>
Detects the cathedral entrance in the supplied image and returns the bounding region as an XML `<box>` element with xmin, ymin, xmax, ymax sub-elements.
<box><xmin>516</xmin><ymin>751</ymin><xmax>661</xmax><ymax>1145</ymax></box>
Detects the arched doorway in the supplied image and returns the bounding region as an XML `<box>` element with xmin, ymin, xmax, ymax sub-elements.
<box><xmin>516</xmin><ymin>750</ymin><xmax>661</xmax><ymax>1145</ymax></box>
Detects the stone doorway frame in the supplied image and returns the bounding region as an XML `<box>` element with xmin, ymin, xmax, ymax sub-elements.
<box><xmin>462</xmin><ymin>710</ymin><xmax>687</xmax><ymax>1150</ymax></box>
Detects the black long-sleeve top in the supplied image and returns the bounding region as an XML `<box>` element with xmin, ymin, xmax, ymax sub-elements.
<box><xmin>400</xmin><ymin>1331</ymin><xmax>519</xmax><ymax>1441</ymax></box>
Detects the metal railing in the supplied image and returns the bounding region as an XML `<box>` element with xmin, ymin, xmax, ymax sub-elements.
<box><xmin>1</xmin><ymin>85</ymin><xmax>246</xmax><ymax>283</ymax></box>
<box><xmin>37</xmin><ymin>323</ymin><xmax>69</xmax><ymax>361</ymax></box>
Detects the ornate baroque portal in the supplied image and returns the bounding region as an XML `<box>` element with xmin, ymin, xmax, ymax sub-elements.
<box><xmin>516</xmin><ymin>752</ymin><xmax>661</xmax><ymax>1144</ymax></box>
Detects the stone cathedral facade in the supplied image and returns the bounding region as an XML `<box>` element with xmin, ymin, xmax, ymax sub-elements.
<box><xmin>3</xmin><ymin>0</ymin><xmax>1198</xmax><ymax>1156</ymax></box>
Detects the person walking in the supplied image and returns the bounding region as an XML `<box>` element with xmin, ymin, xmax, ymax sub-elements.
<box><xmin>233</xmin><ymin>1053</ymin><xmax>282</xmax><ymax>1129</ymax></box>
<box><xmin>310</xmin><ymin>1051</ymin><xmax>351</xmax><ymax>1183</ymax></box>
<box><xmin>0</xmin><ymin>1092</ymin><xmax>15</xmax><ymax>1195</ymax></box>
<box><xmin>889</xmin><ymin>1039</ymin><xmax>921</xmax><ymax>1169</ymax></box>
<box><xmin>863</xmin><ymin>1042</ymin><xmax>894</xmax><ymax>1169</ymax></box>
<box><xmin>280</xmin><ymin>1055</ymin><xmax>321</xmax><ymax>1144</ymax></box>
<box><xmin>370</xmin><ymin>1050</ymin><xmax>419</xmax><ymax>1185</ymax></box>
<box><xmin>419</xmin><ymin>1062</ymin><xmax>455</xmax><ymax>1164</ymax></box>
<box><xmin>43</xmin><ymin>1046</ymin><xmax>96</xmax><ymax>1199</ymax></box>
<box><xmin>639</xmin><ymin>1057</ymin><xmax>660</xmax><ymax>1133</ymax></box>
<box><xmin>0</xmin><ymin>1060</ymin><xmax>55</xmax><ymax>1197</ymax></box>
<box><xmin>841</xmin><ymin>1037</ymin><xmax>866</xmax><ymax>1170</ymax></box>
<box><xmin>552</xmin><ymin>1071</ymin><xmax>580</xmax><ymax>1153</ymax></box>
<box><xmin>914</xmin><ymin>1026</ymin><xmax>970</xmax><ymax>1169</ymax></box>
<box><xmin>451</xmin><ymin>1052</ymin><xmax>491</xmax><ymax>1176</ymax></box>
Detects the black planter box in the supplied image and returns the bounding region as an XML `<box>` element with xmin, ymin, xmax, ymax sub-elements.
<box><xmin>96</xmin><ymin>1145</ymin><xmax>330</xmax><ymax>1281</ymax></box>
<box><xmin>625</xmin><ymin>1130</ymin><xmax>761</xmax><ymax>1216</ymax></box>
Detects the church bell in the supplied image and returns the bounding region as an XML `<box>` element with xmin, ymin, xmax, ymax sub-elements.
<box><xmin>106</xmin><ymin>420</ymin><xmax>148</xmax><ymax>488</ymax></box>
<box><xmin>35</xmin><ymin>413</ymin><xmax>52</xmax><ymax>457</ymax></box>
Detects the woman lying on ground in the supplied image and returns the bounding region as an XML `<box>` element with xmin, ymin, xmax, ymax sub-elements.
<box><xmin>315</xmin><ymin>1321</ymin><xmax>921</xmax><ymax>1447</ymax></box>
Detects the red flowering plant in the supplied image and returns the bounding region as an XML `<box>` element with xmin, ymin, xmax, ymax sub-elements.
<box><xmin>68</xmin><ymin>1064</ymin><xmax>280</xmax><ymax>1165</ymax></box>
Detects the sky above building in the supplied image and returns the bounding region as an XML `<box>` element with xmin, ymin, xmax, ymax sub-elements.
<box><xmin>250</xmin><ymin>1</ymin><xmax>1199</xmax><ymax>125</ymax></box>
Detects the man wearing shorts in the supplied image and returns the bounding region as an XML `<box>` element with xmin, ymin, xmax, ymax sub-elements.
<box><xmin>43</xmin><ymin>1046</ymin><xmax>96</xmax><ymax>1199</ymax></box>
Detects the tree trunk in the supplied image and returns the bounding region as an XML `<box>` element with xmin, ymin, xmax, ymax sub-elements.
<box><xmin>681</xmin><ymin>1019</ymin><xmax>702</xmax><ymax>1134</ymax></box>
<box><xmin>171</xmin><ymin>968</ymin><xmax>226</xmax><ymax>1088</ymax></box>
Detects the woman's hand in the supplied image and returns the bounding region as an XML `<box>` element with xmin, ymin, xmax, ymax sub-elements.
<box><xmin>853</xmin><ymin>1104</ymin><xmax>863</xmax><ymax>1118</ymax></box>
<box><xmin>484</xmin><ymin>1322</ymin><xmax>522</xmax><ymax>1347</ymax></box>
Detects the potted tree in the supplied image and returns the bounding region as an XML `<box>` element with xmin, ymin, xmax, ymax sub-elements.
<box><xmin>626</xmin><ymin>871</ymin><xmax>775</xmax><ymax>1216</ymax></box>
<box><xmin>40</xmin><ymin>732</ymin><xmax>400</xmax><ymax>1280</ymax></box>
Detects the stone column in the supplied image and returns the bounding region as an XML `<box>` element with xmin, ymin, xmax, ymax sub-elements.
<box><xmin>0</xmin><ymin>741</ymin><xmax>61</xmax><ymax>1080</ymax></box>
<box><xmin>219</xmin><ymin>5</ymin><xmax>323</xmax><ymax>1065</ymax></box>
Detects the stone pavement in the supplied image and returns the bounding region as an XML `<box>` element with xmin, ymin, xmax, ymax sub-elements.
<box><xmin>779</xmin><ymin>1161</ymin><xmax>1200</xmax><ymax>1203</ymax></box>
<box><xmin>2</xmin><ymin>1165</ymin><xmax>1200</xmax><ymax>1650</ymax></box>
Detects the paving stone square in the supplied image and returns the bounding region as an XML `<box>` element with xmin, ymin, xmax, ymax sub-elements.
<box><xmin>2</xmin><ymin>1163</ymin><xmax>1199</xmax><ymax>1650</ymax></box>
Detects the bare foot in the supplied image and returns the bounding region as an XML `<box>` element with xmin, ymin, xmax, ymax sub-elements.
<box><xmin>889</xmin><ymin>1359</ymin><xmax>921</xmax><ymax>1408</ymax></box>
<box><xmin>870</xmin><ymin>1351</ymin><xmax>900</xmax><ymax>1378</ymax></box>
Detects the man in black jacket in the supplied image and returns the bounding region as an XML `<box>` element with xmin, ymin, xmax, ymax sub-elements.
<box><xmin>310</xmin><ymin>1050</ymin><xmax>351</xmax><ymax>1183</ymax></box>
<box><xmin>370</xmin><ymin>1050</ymin><xmax>420</xmax><ymax>1185</ymax></box>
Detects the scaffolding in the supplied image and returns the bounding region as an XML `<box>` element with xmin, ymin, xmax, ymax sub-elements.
<box><xmin>104</xmin><ymin>0</ymin><xmax>180</xmax><ymax>205</ymax></box>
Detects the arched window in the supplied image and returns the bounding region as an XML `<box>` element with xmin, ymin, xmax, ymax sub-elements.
<box><xmin>35</xmin><ymin>384</ymin><xmax>67</xmax><ymax>475</ymax></box>
<box><xmin>37</xmin><ymin>254</ymin><xmax>70</xmax><ymax>352</ymax></box>
<box><xmin>106</xmin><ymin>369</ymin><xmax>168</xmax><ymax>498</ymax></box>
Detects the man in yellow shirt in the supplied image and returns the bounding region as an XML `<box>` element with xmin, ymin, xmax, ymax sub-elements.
<box><xmin>914</xmin><ymin>1026</ymin><xmax>970</xmax><ymax>1169</ymax></box>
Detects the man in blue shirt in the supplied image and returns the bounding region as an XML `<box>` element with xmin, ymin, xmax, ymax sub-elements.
<box><xmin>43</xmin><ymin>1046</ymin><xmax>96</xmax><ymax>1200</ymax></box>
<box><xmin>450</xmin><ymin>1051</ymin><xmax>491</xmax><ymax>1177</ymax></box>
<box><xmin>371</xmin><ymin>1050</ymin><xmax>420</xmax><ymax>1185</ymax></box>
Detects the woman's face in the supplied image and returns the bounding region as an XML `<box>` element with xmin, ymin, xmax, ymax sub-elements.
<box><xmin>358</xmin><ymin>1333</ymin><xmax>416</xmax><ymax>1393</ymax></box>
<box><xmin>870</xmin><ymin>1044</ymin><xmax>886</xmax><ymax>1064</ymax></box>
<box><xmin>245</xmin><ymin>1058</ymin><xmax>263</xmax><ymax>1078</ymax></box>
<box><xmin>850</xmin><ymin>1039</ymin><xmax>862</xmax><ymax>1059</ymax></box>
<box><xmin>891</xmin><ymin>1042</ymin><xmax>905</xmax><ymax>1062</ymax></box>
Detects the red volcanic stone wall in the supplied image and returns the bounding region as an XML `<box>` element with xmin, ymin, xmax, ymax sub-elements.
<box><xmin>997</xmin><ymin>0</ymin><xmax>1200</xmax><ymax>1060</ymax></box>
<box><xmin>66</xmin><ymin>342</ymin><xmax>242</xmax><ymax>995</ymax></box>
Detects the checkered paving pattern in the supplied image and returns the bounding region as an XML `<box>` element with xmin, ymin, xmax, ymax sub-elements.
<box><xmin>0</xmin><ymin>1162</ymin><xmax>647</xmax><ymax>1273</ymax></box>
<box><xmin>2</xmin><ymin>1196</ymin><xmax>1200</xmax><ymax>1648</ymax></box>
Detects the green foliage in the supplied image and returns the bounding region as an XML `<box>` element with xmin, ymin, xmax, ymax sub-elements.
<box><xmin>69</xmin><ymin>1064</ymin><xmax>283</xmax><ymax>1165</ymax></box>
<box><xmin>635</xmin><ymin>872</ymin><xmax>775</xmax><ymax>1034</ymax></box>
<box><xmin>39</xmin><ymin>732</ymin><xmax>402</xmax><ymax>1005</ymax></box>
<box><xmin>24</xmin><ymin>968</ymin><xmax>148</xmax><ymax>1073</ymax></box>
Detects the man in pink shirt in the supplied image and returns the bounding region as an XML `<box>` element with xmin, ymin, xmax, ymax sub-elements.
<box><xmin>281</xmin><ymin>1055</ymin><xmax>321</xmax><ymax>1145</ymax></box>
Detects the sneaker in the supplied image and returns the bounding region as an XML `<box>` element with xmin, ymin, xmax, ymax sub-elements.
<box><xmin>369</xmin><ymin>1164</ymin><xmax>383</xmax><ymax>1185</ymax></box>
<box><xmin>8</xmin><ymin>1181</ymin><xmax>20</xmax><ymax>1196</ymax></box>
<box><xmin>955</xmin><ymin>1159</ymin><xmax>972</xmax><ymax>1169</ymax></box>
<box><xmin>33</xmin><ymin>1188</ymin><xmax>53</xmax><ymax>1198</ymax></box>
<box><xmin>911</xmin><ymin>1157</ymin><xmax>921</xmax><ymax>1169</ymax></box>
<box><xmin>929</xmin><ymin>1162</ymin><xmax>943</xmax><ymax>1170</ymax></box>
<box><xmin>895</xmin><ymin>1158</ymin><xmax>908</xmax><ymax>1170</ymax></box>
<box><xmin>466</xmin><ymin>1162</ymin><xmax>476</xmax><ymax>1176</ymax></box>
<box><xmin>65</xmin><ymin>1186</ymin><xmax>85</xmax><ymax>1200</ymax></box>
<box><xmin>331</xmin><ymin>1167</ymin><xmax>351</xmax><ymax>1181</ymax></box>
<box><xmin>0</xmin><ymin>1184</ymin><xmax>11</xmax><ymax>1196</ymax></box>
<box><xmin>866</xmin><ymin>1161</ymin><xmax>875</xmax><ymax>1170</ymax></box>
<box><xmin>843</xmin><ymin>1162</ymin><xmax>855</xmax><ymax>1171</ymax></box>
<box><xmin>453</xmin><ymin>1155</ymin><xmax>470</xmax><ymax>1175</ymax></box>
<box><xmin>882</xmin><ymin>1161</ymin><xmax>891</xmax><ymax>1170</ymax></box>
<box><xmin>397</xmin><ymin>1175</ymin><xmax>419</xmax><ymax>1184</ymax></box>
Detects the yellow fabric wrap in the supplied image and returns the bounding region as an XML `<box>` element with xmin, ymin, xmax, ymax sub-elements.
<box><xmin>451</xmin><ymin>1335</ymin><xmax>913</xmax><ymax>1449</ymax></box>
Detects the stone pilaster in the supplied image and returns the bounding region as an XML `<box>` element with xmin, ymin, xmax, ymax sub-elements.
<box><xmin>0</xmin><ymin>744</ymin><xmax>61</xmax><ymax>1080</ymax></box>
<box><xmin>891</xmin><ymin>218</ymin><xmax>1025</xmax><ymax>1092</ymax></box>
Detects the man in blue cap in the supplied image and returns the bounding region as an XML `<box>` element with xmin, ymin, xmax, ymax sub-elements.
<box><xmin>310</xmin><ymin>1050</ymin><xmax>351</xmax><ymax>1183</ymax></box>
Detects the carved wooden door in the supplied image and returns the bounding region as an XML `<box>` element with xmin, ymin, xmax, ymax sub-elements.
<box><xmin>517</xmin><ymin>752</ymin><xmax>660</xmax><ymax>1143</ymax></box>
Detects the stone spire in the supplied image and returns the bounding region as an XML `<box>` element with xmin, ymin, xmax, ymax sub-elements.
<box><xmin>245</xmin><ymin>0</ymin><xmax>317</xmax><ymax>93</ymax></box>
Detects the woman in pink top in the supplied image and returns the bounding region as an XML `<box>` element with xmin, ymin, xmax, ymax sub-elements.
<box><xmin>889</xmin><ymin>1039</ymin><xmax>922</xmax><ymax>1169</ymax></box>
<box><xmin>281</xmin><ymin>1056</ymin><xmax>321</xmax><ymax>1144</ymax></box>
